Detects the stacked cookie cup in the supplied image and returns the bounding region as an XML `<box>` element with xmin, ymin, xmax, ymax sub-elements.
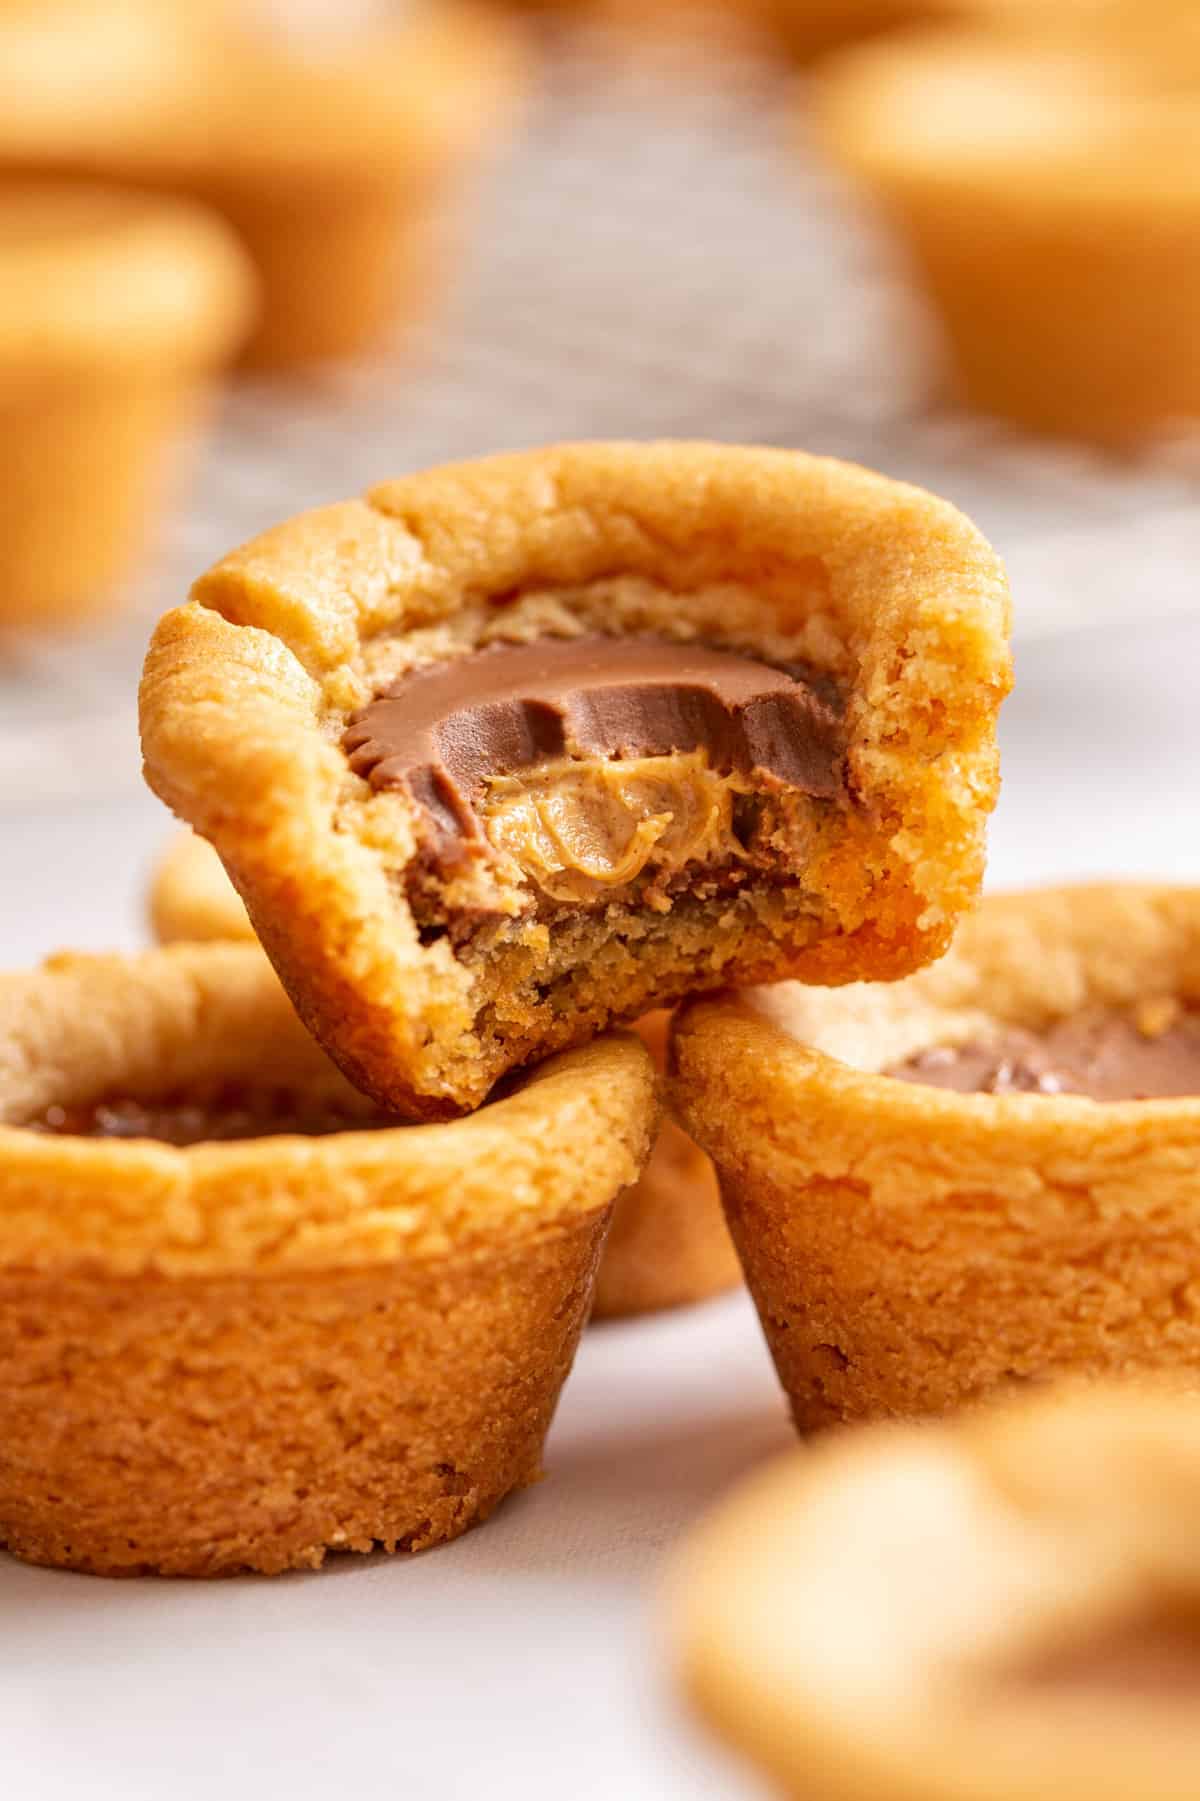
<box><xmin>2</xmin><ymin>439</ymin><xmax>1011</xmax><ymax>1575</ymax></box>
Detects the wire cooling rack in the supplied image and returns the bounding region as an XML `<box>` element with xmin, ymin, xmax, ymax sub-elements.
<box><xmin>3</xmin><ymin>29</ymin><xmax>1198</xmax><ymax>804</ymax></box>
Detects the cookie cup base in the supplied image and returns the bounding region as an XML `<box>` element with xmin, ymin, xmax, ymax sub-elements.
<box><xmin>0</xmin><ymin>1216</ymin><xmax>608</xmax><ymax>1578</ymax></box>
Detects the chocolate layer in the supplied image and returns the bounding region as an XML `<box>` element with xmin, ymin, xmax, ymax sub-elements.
<box><xmin>29</xmin><ymin>1087</ymin><xmax>395</xmax><ymax>1145</ymax></box>
<box><xmin>886</xmin><ymin>1004</ymin><xmax>1200</xmax><ymax>1102</ymax></box>
<box><xmin>343</xmin><ymin>636</ymin><xmax>847</xmax><ymax>861</ymax></box>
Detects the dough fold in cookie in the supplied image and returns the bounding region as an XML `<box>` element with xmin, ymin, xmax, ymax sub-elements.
<box><xmin>140</xmin><ymin>441</ymin><xmax>1011</xmax><ymax>1118</ymax></box>
<box><xmin>0</xmin><ymin>944</ymin><xmax>655</xmax><ymax>1576</ymax></box>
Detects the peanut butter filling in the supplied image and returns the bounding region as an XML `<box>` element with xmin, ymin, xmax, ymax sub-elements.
<box><xmin>343</xmin><ymin>634</ymin><xmax>849</xmax><ymax>937</ymax></box>
<box><xmin>477</xmin><ymin>751</ymin><xmax>754</xmax><ymax>910</ymax></box>
<box><xmin>28</xmin><ymin>1085</ymin><xmax>395</xmax><ymax>1145</ymax></box>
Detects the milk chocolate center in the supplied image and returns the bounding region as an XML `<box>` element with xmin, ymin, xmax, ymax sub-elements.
<box><xmin>29</xmin><ymin>1087</ymin><xmax>395</xmax><ymax>1145</ymax></box>
<box><xmin>886</xmin><ymin>1004</ymin><xmax>1200</xmax><ymax>1102</ymax></box>
<box><xmin>343</xmin><ymin>637</ymin><xmax>846</xmax><ymax>862</ymax></box>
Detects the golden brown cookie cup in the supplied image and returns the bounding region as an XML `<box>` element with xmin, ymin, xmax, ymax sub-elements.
<box><xmin>0</xmin><ymin>183</ymin><xmax>254</xmax><ymax>630</ymax></box>
<box><xmin>149</xmin><ymin>832</ymin><xmax>739</xmax><ymax>1318</ymax></box>
<box><xmin>672</xmin><ymin>1384</ymin><xmax>1200</xmax><ymax>1801</ymax></box>
<box><xmin>140</xmin><ymin>441</ymin><xmax>1011</xmax><ymax>1120</ymax></box>
<box><xmin>0</xmin><ymin>5</ymin><xmax>525</xmax><ymax>370</ymax></box>
<box><xmin>815</xmin><ymin>30</ymin><xmax>1200</xmax><ymax>445</ymax></box>
<box><xmin>0</xmin><ymin>944</ymin><xmax>655</xmax><ymax>1576</ymax></box>
<box><xmin>674</xmin><ymin>885</ymin><xmax>1200</xmax><ymax>1428</ymax></box>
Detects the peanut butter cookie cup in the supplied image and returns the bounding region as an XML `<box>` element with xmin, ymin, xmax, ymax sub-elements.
<box><xmin>673</xmin><ymin>1383</ymin><xmax>1200</xmax><ymax>1801</ymax></box>
<box><xmin>150</xmin><ymin>832</ymin><xmax>740</xmax><ymax>1316</ymax></box>
<box><xmin>0</xmin><ymin>944</ymin><xmax>655</xmax><ymax>1576</ymax></box>
<box><xmin>0</xmin><ymin>182</ymin><xmax>254</xmax><ymax>629</ymax></box>
<box><xmin>816</xmin><ymin>23</ymin><xmax>1200</xmax><ymax>444</ymax></box>
<box><xmin>674</xmin><ymin>884</ymin><xmax>1200</xmax><ymax>1427</ymax></box>
<box><xmin>140</xmin><ymin>442</ymin><xmax>1011</xmax><ymax>1119</ymax></box>
<box><xmin>0</xmin><ymin>0</ymin><xmax>524</xmax><ymax>368</ymax></box>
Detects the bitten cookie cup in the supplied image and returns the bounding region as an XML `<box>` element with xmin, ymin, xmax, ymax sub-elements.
<box><xmin>671</xmin><ymin>1385</ymin><xmax>1200</xmax><ymax>1801</ymax></box>
<box><xmin>815</xmin><ymin>26</ymin><xmax>1200</xmax><ymax>446</ymax></box>
<box><xmin>139</xmin><ymin>442</ymin><xmax>1011</xmax><ymax>1120</ymax></box>
<box><xmin>673</xmin><ymin>884</ymin><xmax>1200</xmax><ymax>1429</ymax></box>
<box><xmin>0</xmin><ymin>183</ymin><xmax>254</xmax><ymax>630</ymax></box>
<box><xmin>150</xmin><ymin>832</ymin><xmax>740</xmax><ymax>1317</ymax></box>
<box><xmin>0</xmin><ymin>2</ymin><xmax>525</xmax><ymax>369</ymax></box>
<box><xmin>0</xmin><ymin>944</ymin><xmax>656</xmax><ymax>1577</ymax></box>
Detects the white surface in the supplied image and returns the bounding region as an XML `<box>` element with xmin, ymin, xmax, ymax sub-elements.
<box><xmin>2</xmin><ymin>612</ymin><xmax>1199</xmax><ymax>1800</ymax></box>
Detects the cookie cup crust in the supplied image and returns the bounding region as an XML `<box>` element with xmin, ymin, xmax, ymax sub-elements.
<box><xmin>671</xmin><ymin>1385</ymin><xmax>1200</xmax><ymax>1801</ymax></box>
<box><xmin>140</xmin><ymin>441</ymin><xmax>1010</xmax><ymax>1118</ymax></box>
<box><xmin>0</xmin><ymin>945</ymin><xmax>656</xmax><ymax>1576</ymax></box>
<box><xmin>673</xmin><ymin>884</ymin><xmax>1200</xmax><ymax>1426</ymax></box>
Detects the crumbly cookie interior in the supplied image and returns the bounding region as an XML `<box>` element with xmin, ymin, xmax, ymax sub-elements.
<box><xmin>323</xmin><ymin>580</ymin><xmax>871</xmax><ymax>1084</ymax></box>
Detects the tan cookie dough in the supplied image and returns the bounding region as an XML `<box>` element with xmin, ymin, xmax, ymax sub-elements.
<box><xmin>672</xmin><ymin>1383</ymin><xmax>1200</xmax><ymax>1801</ymax></box>
<box><xmin>150</xmin><ymin>831</ymin><xmax>740</xmax><ymax>1316</ymax></box>
<box><xmin>140</xmin><ymin>442</ymin><xmax>1011</xmax><ymax>1119</ymax></box>
<box><xmin>815</xmin><ymin>23</ymin><xmax>1200</xmax><ymax>444</ymax></box>
<box><xmin>0</xmin><ymin>0</ymin><xmax>525</xmax><ymax>368</ymax></box>
<box><xmin>0</xmin><ymin>182</ymin><xmax>254</xmax><ymax>629</ymax></box>
<box><xmin>0</xmin><ymin>943</ymin><xmax>656</xmax><ymax>1576</ymax></box>
<box><xmin>673</xmin><ymin>884</ymin><xmax>1200</xmax><ymax>1428</ymax></box>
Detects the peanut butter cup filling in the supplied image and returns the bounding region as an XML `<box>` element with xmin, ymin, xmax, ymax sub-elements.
<box><xmin>343</xmin><ymin>635</ymin><xmax>848</xmax><ymax>934</ymax></box>
<box><xmin>886</xmin><ymin>1001</ymin><xmax>1200</xmax><ymax>1101</ymax></box>
<box><xmin>28</xmin><ymin>1084</ymin><xmax>395</xmax><ymax>1145</ymax></box>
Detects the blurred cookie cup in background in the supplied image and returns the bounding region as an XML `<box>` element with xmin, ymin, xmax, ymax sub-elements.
<box><xmin>673</xmin><ymin>885</ymin><xmax>1200</xmax><ymax>1428</ymax></box>
<box><xmin>150</xmin><ymin>832</ymin><xmax>739</xmax><ymax>1319</ymax></box>
<box><xmin>814</xmin><ymin>25</ymin><xmax>1200</xmax><ymax>445</ymax></box>
<box><xmin>671</xmin><ymin>1383</ymin><xmax>1200</xmax><ymax>1801</ymax></box>
<box><xmin>0</xmin><ymin>182</ymin><xmax>254</xmax><ymax>632</ymax></box>
<box><xmin>0</xmin><ymin>0</ymin><xmax>527</xmax><ymax>369</ymax></box>
<box><xmin>0</xmin><ymin>943</ymin><xmax>656</xmax><ymax>1576</ymax></box>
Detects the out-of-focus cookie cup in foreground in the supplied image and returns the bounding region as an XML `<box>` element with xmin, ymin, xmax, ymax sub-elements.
<box><xmin>815</xmin><ymin>28</ymin><xmax>1200</xmax><ymax>445</ymax></box>
<box><xmin>0</xmin><ymin>1</ymin><xmax>526</xmax><ymax>369</ymax></box>
<box><xmin>673</xmin><ymin>885</ymin><xmax>1200</xmax><ymax>1428</ymax></box>
<box><xmin>140</xmin><ymin>442</ymin><xmax>1011</xmax><ymax>1120</ymax></box>
<box><xmin>760</xmin><ymin>0</ymin><xmax>989</xmax><ymax>66</ymax></box>
<box><xmin>671</xmin><ymin>1384</ymin><xmax>1200</xmax><ymax>1801</ymax></box>
<box><xmin>0</xmin><ymin>944</ymin><xmax>655</xmax><ymax>1576</ymax></box>
<box><xmin>149</xmin><ymin>831</ymin><xmax>739</xmax><ymax>1318</ymax></box>
<box><xmin>0</xmin><ymin>183</ymin><xmax>254</xmax><ymax>630</ymax></box>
